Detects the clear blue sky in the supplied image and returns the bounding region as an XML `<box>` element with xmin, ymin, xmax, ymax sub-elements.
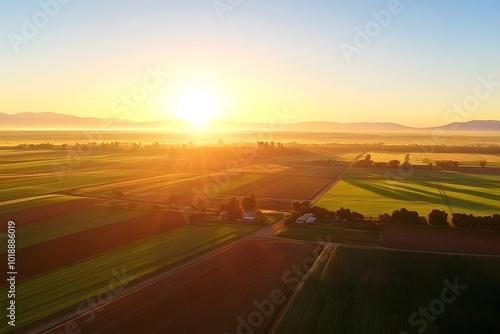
<box><xmin>1</xmin><ymin>0</ymin><xmax>499</xmax><ymax>126</ymax></box>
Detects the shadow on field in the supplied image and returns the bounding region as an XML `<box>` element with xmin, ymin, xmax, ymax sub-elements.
<box><xmin>344</xmin><ymin>179</ymin><xmax>499</xmax><ymax>212</ymax></box>
<box><xmin>345</xmin><ymin>179</ymin><xmax>443</xmax><ymax>203</ymax></box>
<box><xmin>418</xmin><ymin>181</ymin><xmax>500</xmax><ymax>202</ymax></box>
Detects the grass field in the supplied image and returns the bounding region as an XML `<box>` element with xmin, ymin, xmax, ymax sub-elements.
<box><xmin>409</xmin><ymin>152</ymin><xmax>500</xmax><ymax>166</ymax></box>
<box><xmin>0</xmin><ymin>169</ymin><xmax>138</xmax><ymax>201</ymax></box>
<box><xmin>277</xmin><ymin>224</ymin><xmax>381</xmax><ymax>246</ymax></box>
<box><xmin>316</xmin><ymin>167</ymin><xmax>500</xmax><ymax>217</ymax></box>
<box><xmin>0</xmin><ymin>194</ymin><xmax>76</xmax><ymax>213</ymax></box>
<box><xmin>274</xmin><ymin>246</ymin><xmax>500</xmax><ymax>333</ymax></box>
<box><xmin>1</xmin><ymin>223</ymin><xmax>257</xmax><ymax>332</ymax></box>
<box><xmin>5</xmin><ymin>207</ymin><xmax>148</xmax><ymax>251</ymax></box>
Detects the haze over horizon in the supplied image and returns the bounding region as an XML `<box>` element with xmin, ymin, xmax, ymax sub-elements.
<box><xmin>1</xmin><ymin>0</ymin><xmax>500</xmax><ymax>128</ymax></box>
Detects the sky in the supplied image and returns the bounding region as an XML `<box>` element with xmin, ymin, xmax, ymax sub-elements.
<box><xmin>1</xmin><ymin>0</ymin><xmax>500</xmax><ymax>127</ymax></box>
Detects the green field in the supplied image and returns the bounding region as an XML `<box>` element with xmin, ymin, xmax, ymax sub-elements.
<box><xmin>275</xmin><ymin>246</ymin><xmax>500</xmax><ymax>334</ymax></box>
<box><xmin>0</xmin><ymin>169</ymin><xmax>139</xmax><ymax>201</ymax></box>
<box><xmin>4</xmin><ymin>207</ymin><xmax>148</xmax><ymax>251</ymax></box>
<box><xmin>408</xmin><ymin>152</ymin><xmax>500</xmax><ymax>167</ymax></box>
<box><xmin>0</xmin><ymin>194</ymin><xmax>76</xmax><ymax>213</ymax></box>
<box><xmin>316</xmin><ymin>168</ymin><xmax>500</xmax><ymax>217</ymax></box>
<box><xmin>277</xmin><ymin>224</ymin><xmax>381</xmax><ymax>246</ymax></box>
<box><xmin>1</xmin><ymin>223</ymin><xmax>257</xmax><ymax>332</ymax></box>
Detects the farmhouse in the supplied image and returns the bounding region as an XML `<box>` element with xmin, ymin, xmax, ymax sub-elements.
<box><xmin>306</xmin><ymin>217</ymin><xmax>317</xmax><ymax>224</ymax></box>
<box><xmin>242</xmin><ymin>211</ymin><xmax>258</xmax><ymax>222</ymax></box>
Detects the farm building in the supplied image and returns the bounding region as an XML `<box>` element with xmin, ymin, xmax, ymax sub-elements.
<box><xmin>242</xmin><ymin>212</ymin><xmax>257</xmax><ymax>222</ymax></box>
<box><xmin>296</xmin><ymin>213</ymin><xmax>315</xmax><ymax>224</ymax></box>
<box><xmin>306</xmin><ymin>217</ymin><xmax>317</xmax><ymax>224</ymax></box>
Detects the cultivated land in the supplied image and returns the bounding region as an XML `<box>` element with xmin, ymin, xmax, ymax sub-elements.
<box><xmin>277</xmin><ymin>223</ymin><xmax>381</xmax><ymax>246</ymax></box>
<box><xmin>2</xmin><ymin>132</ymin><xmax>500</xmax><ymax>333</ymax></box>
<box><xmin>316</xmin><ymin>167</ymin><xmax>500</xmax><ymax>217</ymax></box>
<box><xmin>381</xmin><ymin>224</ymin><xmax>500</xmax><ymax>255</ymax></box>
<box><xmin>1</xmin><ymin>223</ymin><xmax>257</xmax><ymax>332</ymax></box>
<box><xmin>274</xmin><ymin>246</ymin><xmax>500</xmax><ymax>334</ymax></box>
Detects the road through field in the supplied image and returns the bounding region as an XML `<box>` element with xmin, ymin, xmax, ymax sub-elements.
<box><xmin>309</xmin><ymin>151</ymin><xmax>366</xmax><ymax>205</ymax></box>
<box><xmin>23</xmin><ymin>223</ymin><xmax>277</xmax><ymax>333</ymax></box>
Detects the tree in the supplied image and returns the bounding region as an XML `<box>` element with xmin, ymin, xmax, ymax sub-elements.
<box><xmin>241</xmin><ymin>194</ymin><xmax>257</xmax><ymax>212</ymax></box>
<box><xmin>452</xmin><ymin>213</ymin><xmax>474</xmax><ymax>228</ymax></box>
<box><xmin>220</xmin><ymin>197</ymin><xmax>243</xmax><ymax>219</ymax></box>
<box><xmin>390</xmin><ymin>208</ymin><xmax>420</xmax><ymax>224</ymax></box>
<box><xmin>336</xmin><ymin>207</ymin><xmax>351</xmax><ymax>220</ymax></box>
<box><xmin>301</xmin><ymin>200</ymin><xmax>311</xmax><ymax>208</ymax></box>
<box><xmin>390</xmin><ymin>209</ymin><xmax>401</xmax><ymax>223</ymax></box>
<box><xmin>492</xmin><ymin>214</ymin><xmax>500</xmax><ymax>231</ymax></box>
<box><xmin>378</xmin><ymin>213</ymin><xmax>391</xmax><ymax>223</ymax></box>
<box><xmin>291</xmin><ymin>200</ymin><xmax>301</xmax><ymax>211</ymax></box>
<box><xmin>428</xmin><ymin>209</ymin><xmax>448</xmax><ymax>227</ymax></box>
<box><xmin>388</xmin><ymin>160</ymin><xmax>400</xmax><ymax>169</ymax></box>
<box><xmin>479</xmin><ymin>160</ymin><xmax>486</xmax><ymax>168</ymax></box>
<box><xmin>363</xmin><ymin>154</ymin><xmax>373</xmax><ymax>166</ymax></box>
<box><xmin>404</xmin><ymin>154</ymin><xmax>410</xmax><ymax>165</ymax></box>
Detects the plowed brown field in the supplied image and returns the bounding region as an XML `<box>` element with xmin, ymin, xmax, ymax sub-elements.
<box><xmin>42</xmin><ymin>239</ymin><xmax>316</xmax><ymax>334</ymax></box>
<box><xmin>381</xmin><ymin>224</ymin><xmax>500</xmax><ymax>255</ymax></box>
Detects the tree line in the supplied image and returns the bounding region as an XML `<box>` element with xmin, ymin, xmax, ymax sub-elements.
<box><xmin>286</xmin><ymin>202</ymin><xmax>500</xmax><ymax>231</ymax></box>
<box><xmin>297</xmin><ymin>143</ymin><xmax>500</xmax><ymax>154</ymax></box>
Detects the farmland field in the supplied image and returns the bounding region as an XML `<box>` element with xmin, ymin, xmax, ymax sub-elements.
<box><xmin>0</xmin><ymin>194</ymin><xmax>89</xmax><ymax>223</ymax></box>
<box><xmin>381</xmin><ymin>224</ymin><xmax>500</xmax><ymax>255</ymax></box>
<box><xmin>277</xmin><ymin>223</ymin><xmax>381</xmax><ymax>246</ymax></box>
<box><xmin>1</xmin><ymin>206</ymin><xmax>149</xmax><ymax>251</ymax></box>
<box><xmin>274</xmin><ymin>246</ymin><xmax>500</xmax><ymax>334</ymax></box>
<box><xmin>1</xmin><ymin>223</ymin><xmax>257</xmax><ymax>331</ymax></box>
<box><xmin>316</xmin><ymin>167</ymin><xmax>500</xmax><ymax>217</ymax></box>
<box><xmin>408</xmin><ymin>152</ymin><xmax>500</xmax><ymax>166</ymax></box>
<box><xmin>222</xmin><ymin>174</ymin><xmax>332</xmax><ymax>199</ymax></box>
<box><xmin>22</xmin><ymin>239</ymin><xmax>316</xmax><ymax>334</ymax></box>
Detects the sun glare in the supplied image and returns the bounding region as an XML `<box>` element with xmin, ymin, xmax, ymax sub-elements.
<box><xmin>174</xmin><ymin>87</ymin><xmax>220</xmax><ymax>128</ymax></box>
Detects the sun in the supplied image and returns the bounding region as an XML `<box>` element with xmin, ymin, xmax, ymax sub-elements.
<box><xmin>174</xmin><ymin>87</ymin><xmax>220</xmax><ymax>128</ymax></box>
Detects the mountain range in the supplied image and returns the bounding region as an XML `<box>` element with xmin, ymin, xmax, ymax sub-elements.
<box><xmin>1</xmin><ymin>112</ymin><xmax>499</xmax><ymax>133</ymax></box>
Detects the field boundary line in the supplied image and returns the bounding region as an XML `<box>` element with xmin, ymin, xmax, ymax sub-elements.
<box><xmin>434</xmin><ymin>179</ymin><xmax>454</xmax><ymax>215</ymax></box>
<box><xmin>268</xmin><ymin>245</ymin><xmax>336</xmax><ymax>333</ymax></box>
<box><xmin>334</xmin><ymin>242</ymin><xmax>500</xmax><ymax>258</ymax></box>
<box><xmin>310</xmin><ymin>151</ymin><xmax>366</xmax><ymax>204</ymax></box>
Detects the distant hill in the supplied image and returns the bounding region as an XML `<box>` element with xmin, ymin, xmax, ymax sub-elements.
<box><xmin>1</xmin><ymin>112</ymin><xmax>499</xmax><ymax>133</ymax></box>
<box><xmin>0</xmin><ymin>112</ymin><xmax>133</xmax><ymax>129</ymax></box>
<box><xmin>283</xmin><ymin>121</ymin><xmax>415</xmax><ymax>132</ymax></box>
<box><xmin>429</xmin><ymin>120</ymin><xmax>500</xmax><ymax>132</ymax></box>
